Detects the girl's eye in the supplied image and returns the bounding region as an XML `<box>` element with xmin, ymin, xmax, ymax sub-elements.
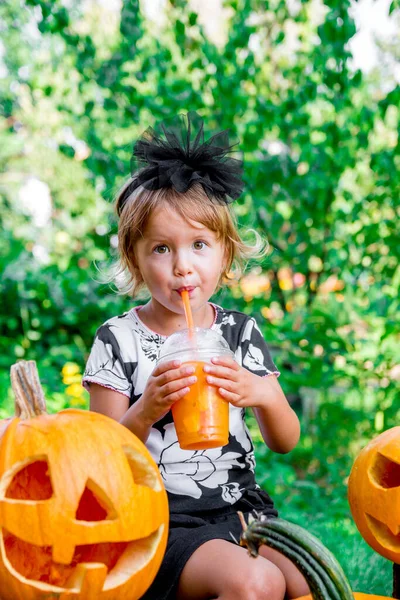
<box><xmin>193</xmin><ymin>241</ymin><xmax>206</xmax><ymax>250</ymax></box>
<box><xmin>154</xmin><ymin>245</ymin><xmax>169</xmax><ymax>254</ymax></box>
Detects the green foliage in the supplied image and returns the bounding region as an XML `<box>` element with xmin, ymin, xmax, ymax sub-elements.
<box><xmin>0</xmin><ymin>0</ymin><xmax>399</xmax><ymax>590</ymax></box>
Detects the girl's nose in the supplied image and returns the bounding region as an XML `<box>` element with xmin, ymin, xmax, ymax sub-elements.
<box><xmin>173</xmin><ymin>251</ymin><xmax>193</xmax><ymax>276</ymax></box>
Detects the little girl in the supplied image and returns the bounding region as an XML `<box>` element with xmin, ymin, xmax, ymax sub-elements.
<box><xmin>83</xmin><ymin>112</ymin><xmax>308</xmax><ymax>600</ymax></box>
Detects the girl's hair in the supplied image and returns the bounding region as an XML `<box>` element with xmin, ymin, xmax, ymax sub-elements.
<box><xmin>112</xmin><ymin>179</ymin><xmax>267</xmax><ymax>298</ymax></box>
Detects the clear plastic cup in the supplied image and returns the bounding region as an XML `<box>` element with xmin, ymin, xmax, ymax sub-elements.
<box><xmin>157</xmin><ymin>328</ymin><xmax>234</xmax><ymax>450</ymax></box>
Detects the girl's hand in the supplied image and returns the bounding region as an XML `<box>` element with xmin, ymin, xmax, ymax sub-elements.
<box><xmin>139</xmin><ymin>360</ymin><xmax>197</xmax><ymax>426</ymax></box>
<box><xmin>205</xmin><ymin>356</ymin><xmax>300</xmax><ymax>454</ymax></box>
<box><xmin>204</xmin><ymin>356</ymin><xmax>267</xmax><ymax>408</ymax></box>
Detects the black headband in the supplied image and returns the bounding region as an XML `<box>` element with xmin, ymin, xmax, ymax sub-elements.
<box><xmin>118</xmin><ymin>111</ymin><xmax>244</xmax><ymax>215</ymax></box>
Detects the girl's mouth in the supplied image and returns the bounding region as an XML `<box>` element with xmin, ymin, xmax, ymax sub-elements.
<box><xmin>176</xmin><ymin>286</ymin><xmax>196</xmax><ymax>296</ymax></box>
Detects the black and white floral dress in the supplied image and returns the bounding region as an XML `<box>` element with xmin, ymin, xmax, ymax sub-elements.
<box><xmin>83</xmin><ymin>303</ymin><xmax>280</xmax><ymax>599</ymax></box>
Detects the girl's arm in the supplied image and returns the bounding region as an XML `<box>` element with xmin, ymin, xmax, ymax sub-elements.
<box><xmin>252</xmin><ymin>375</ymin><xmax>300</xmax><ymax>454</ymax></box>
<box><xmin>89</xmin><ymin>383</ymin><xmax>152</xmax><ymax>443</ymax></box>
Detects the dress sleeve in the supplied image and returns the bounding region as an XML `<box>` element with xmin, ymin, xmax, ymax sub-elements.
<box><xmin>239</xmin><ymin>317</ymin><xmax>280</xmax><ymax>378</ymax></box>
<box><xmin>82</xmin><ymin>324</ymin><xmax>132</xmax><ymax>398</ymax></box>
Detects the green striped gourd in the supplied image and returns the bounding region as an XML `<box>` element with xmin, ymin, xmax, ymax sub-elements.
<box><xmin>239</xmin><ymin>514</ymin><xmax>354</xmax><ymax>600</ymax></box>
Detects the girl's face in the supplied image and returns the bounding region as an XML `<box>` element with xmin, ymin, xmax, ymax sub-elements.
<box><xmin>134</xmin><ymin>204</ymin><xmax>226</xmax><ymax>318</ymax></box>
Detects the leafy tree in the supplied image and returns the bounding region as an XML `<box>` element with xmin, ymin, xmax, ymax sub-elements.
<box><xmin>3</xmin><ymin>0</ymin><xmax>398</xmax><ymax>416</ymax></box>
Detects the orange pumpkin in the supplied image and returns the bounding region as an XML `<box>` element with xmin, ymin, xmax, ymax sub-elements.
<box><xmin>0</xmin><ymin>360</ymin><xmax>168</xmax><ymax>599</ymax></box>
<box><xmin>348</xmin><ymin>426</ymin><xmax>400</xmax><ymax>564</ymax></box>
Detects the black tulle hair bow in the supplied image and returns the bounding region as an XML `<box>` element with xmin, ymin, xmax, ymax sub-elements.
<box><xmin>117</xmin><ymin>111</ymin><xmax>244</xmax><ymax>215</ymax></box>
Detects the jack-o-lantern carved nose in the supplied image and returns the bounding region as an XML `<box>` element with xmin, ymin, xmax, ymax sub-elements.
<box><xmin>370</xmin><ymin>453</ymin><xmax>400</xmax><ymax>489</ymax></box>
<box><xmin>75</xmin><ymin>481</ymin><xmax>117</xmax><ymax>522</ymax></box>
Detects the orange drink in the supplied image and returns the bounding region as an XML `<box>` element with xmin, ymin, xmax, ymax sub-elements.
<box><xmin>171</xmin><ymin>361</ymin><xmax>229</xmax><ymax>450</ymax></box>
<box><xmin>157</xmin><ymin>327</ymin><xmax>234</xmax><ymax>451</ymax></box>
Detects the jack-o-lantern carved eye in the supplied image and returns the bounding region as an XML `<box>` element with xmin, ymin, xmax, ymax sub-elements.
<box><xmin>123</xmin><ymin>445</ymin><xmax>162</xmax><ymax>491</ymax></box>
<box><xmin>370</xmin><ymin>452</ymin><xmax>400</xmax><ymax>489</ymax></box>
<box><xmin>4</xmin><ymin>457</ymin><xmax>53</xmax><ymax>500</ymax></box>
<box><xmin>75</xmin><ymin>480</ymin><xmax>117</xmax><ymax>521</ymax></box>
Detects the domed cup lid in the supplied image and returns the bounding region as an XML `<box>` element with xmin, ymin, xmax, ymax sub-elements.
<box><xmin>157</xmin><ymin>327</ymin><xmax>234</xmax><ymax>363</ymax></box>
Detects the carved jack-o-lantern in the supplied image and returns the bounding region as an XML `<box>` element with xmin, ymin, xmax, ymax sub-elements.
<box><xmin>348</xmin><ymin>426</ymin><xmax>400</xmax><ymax>564</ymax></box>
<box><xmin>0</xmin><ymin>361</ymin><xmax>168</xmax><ymax>599</ymax></box>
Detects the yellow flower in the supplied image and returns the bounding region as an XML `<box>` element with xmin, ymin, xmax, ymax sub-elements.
<box><xmin>63</xmin><ymin>374</ymin><xmax>82</xmax><ymax>385</ymax></box>
<box><xmin>62</xmin><ymin>362</ymin><xmax>82</xmax><ymax>385</ymax></box>
<box><xmin>66</xmin><ymin>383</ymin><xmax>84</xmax><ymax>399</ymax></box>
<box><xmin>62</xmin><ymin>362</ymin><xmax>80</xmax><ymax>377</ymax></box>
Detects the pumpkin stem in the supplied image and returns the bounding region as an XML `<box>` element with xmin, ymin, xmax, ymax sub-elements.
<box><xmin>10</xmin><ymin>361</ymin><xmax>48</xmax><ymax>419</ymax></box>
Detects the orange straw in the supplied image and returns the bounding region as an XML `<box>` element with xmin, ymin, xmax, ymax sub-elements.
<box><xmin>181</xmin><ymin>290</ymin><xmax>195</xmax><ymax>334</ymax></box>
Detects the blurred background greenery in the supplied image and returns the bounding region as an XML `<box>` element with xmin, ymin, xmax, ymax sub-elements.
<box><xmin>1</xmin><ymin>0</ymin><xmax>399</xmax><ymax>593</ymax></box>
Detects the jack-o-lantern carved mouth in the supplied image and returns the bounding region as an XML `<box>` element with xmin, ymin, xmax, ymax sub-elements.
<box><xmin>0</xmin><ymin>455</ymin><xmax>165</xmax><ymax>592</ymax></box>
<box><xmin>1</xmin><ymin>527</ymin><xmax>164</xmax><ymax>591</ymax></box>
<box><xmin>366</xmin><ymin>514</ymin><xmax>400</xmax><ymax>551</ymax></box>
